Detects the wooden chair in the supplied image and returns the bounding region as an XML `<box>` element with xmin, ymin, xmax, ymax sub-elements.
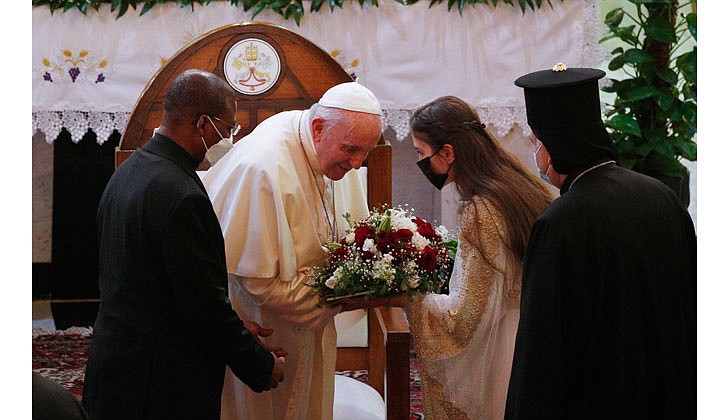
<box><xmin>116</xmin><ymin>22</ymin><xmax>410</xmax><ymax>420</ymax></box>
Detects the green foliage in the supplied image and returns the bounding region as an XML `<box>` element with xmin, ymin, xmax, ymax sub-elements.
<box><xmin>601</xmin><ymin>1</ymin><xmax>697</xmax><ymax>178</ymax></box>
<box><xmin>33</xmin><ymin>0</ymin><xmax>559</xmax><ymax>23</ymax></box>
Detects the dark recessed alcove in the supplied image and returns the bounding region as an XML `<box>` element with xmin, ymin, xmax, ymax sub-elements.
<box><xmin>50</xmin><ymin>128</ymin><xmax>119</xmax><ymax>329</ymax></box>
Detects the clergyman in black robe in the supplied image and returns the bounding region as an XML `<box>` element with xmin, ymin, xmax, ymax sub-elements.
<box><xmin>505</xmin><ymin>65</ymin><xmax>696</xmax><ymax>419</ymax></box>
<box><xmin>82</xmin><ymin>70</ymin><xmax>285</xmax><ymax>420</ymax></box>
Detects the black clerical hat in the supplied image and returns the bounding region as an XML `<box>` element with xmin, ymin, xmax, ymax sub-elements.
<box><xmin>515</xmin><ymin>64</ymin><xmax>605</xmax><ymax>131</ymax></box>
<box><xmin>514</xmin><ymin>63</ymin><xmax>615</xmax><ymax>174</ymax></box>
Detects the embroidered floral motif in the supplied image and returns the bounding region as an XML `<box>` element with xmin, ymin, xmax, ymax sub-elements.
<box><xmin>40</xmin><ymin>50</ymin><xmax>109</xmax><ymax>84</ymax></box>
<box><xmin>330</xmin><ymin>49</ymin><xmax>361</xmax><ymax>81</ymax></box>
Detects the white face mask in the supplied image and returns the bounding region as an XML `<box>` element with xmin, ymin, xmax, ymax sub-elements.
<box><xmin>204</xmin><ymin>136</ymin><xmax>233</xmax><ymax>166</ymax></box>
<box><xmin>201</xmin><ymin>115</ymin><xmax>235</xmax><ymax>166</ymax></box>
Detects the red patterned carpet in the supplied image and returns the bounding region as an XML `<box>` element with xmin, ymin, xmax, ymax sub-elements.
<box><xmin>32</xmin><ymin>328</ymin><xmax>424</xmax><ymax>419</ymax></box>
<box><xmin>32</xmin><ymin>328</ymin><xmax>93</xmax><ymax>400</ymax></box>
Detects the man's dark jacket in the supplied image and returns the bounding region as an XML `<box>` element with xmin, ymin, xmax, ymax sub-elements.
<box><xmin>82</xmin><ymin>134</ymin><xmax>273</xmax><ymax>419</ymax></box>
<box><xmin>506</xmin><ymin>164</ymin><xmax>696</xmax><ymax>419</ymax></box>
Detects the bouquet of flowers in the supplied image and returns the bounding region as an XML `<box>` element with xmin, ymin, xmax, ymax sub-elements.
<box><xmin>307</xmin><ymin>206</ymin><xmax>457</xmax><ymax>303</ymax></box>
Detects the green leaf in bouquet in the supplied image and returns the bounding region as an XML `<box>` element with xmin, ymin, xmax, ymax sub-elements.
<box><xmin>326</xmin><ymin>242</ymin><xmax>342</xmax><ymax>250</ymax></box>
<box><xmin>377</xmin><ymin>213</ymin><xmax>391</xmax><ymax>234</ymax></box>
<box><xmin>443</xmin><ymin>239</ymin><xmax>458</xmax><ymax>259</ymax></box>
<box><xmin>342</xmin><ymin>212</ymin><xmax>353</xmax><ymax>229</ymax></box>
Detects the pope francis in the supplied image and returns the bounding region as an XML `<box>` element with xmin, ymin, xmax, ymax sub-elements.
<box><xmin>202</xmin><ymin>82</ymin><xmax>383</xmax><ymax>420</ymax></box>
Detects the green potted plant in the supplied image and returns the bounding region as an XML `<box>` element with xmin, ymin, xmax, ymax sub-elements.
<box><xmin>601</xmin><ymin>0</ymin><xmax>697</xmax><ymax>208</ymax></box>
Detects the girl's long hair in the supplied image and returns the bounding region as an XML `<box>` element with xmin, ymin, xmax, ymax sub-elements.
<box><xmin>410</xmin><ymin>96</ymin><xmax>553</xmax><ymax>294</ymax></box>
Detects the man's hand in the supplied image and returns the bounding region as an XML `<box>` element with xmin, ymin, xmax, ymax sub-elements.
<box><xmin>244</xmin><ymin>320</ymin><xmax>288</xmax><ymax>358</ymax></box>
<box><xmin>264</xmin><ymin>354</ymin><xmax>285</xmax><ymax>391</ymax></box>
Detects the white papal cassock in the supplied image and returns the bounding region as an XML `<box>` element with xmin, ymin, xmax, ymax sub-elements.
<box><xmin>202</xmin><ymin>109</ymin><xmax>369</xmax><ymax>420</ymax></box>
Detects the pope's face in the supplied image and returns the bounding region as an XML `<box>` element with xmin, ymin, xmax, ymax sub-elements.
<box><xmin>312</xmin><ymin>115</ymin><xmax>381</xmax><ymax>180</ymax></box>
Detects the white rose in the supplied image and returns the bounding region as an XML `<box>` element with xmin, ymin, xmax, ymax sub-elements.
<box><xmin>412</xmin><ymin>232</ymin><xmax>430</xmax><ymax>251</ymax></box>
<box><xmin>436</xmin><ymin>225</ymin><xmax>448</xmax><ymax>238</ymax></box>
<box><xmin>391</xmin><ymin>214</ymin><xmax>418</xmax><ymax>233</ymax></box>
<box><xmin>345</xmin><ymin>231</ymin><xmax>356</xmax><ymax>244</ymax></box>
<box><xmin>363</xmin><ymin>238</ymin><xmax>376</xmax><ymax>253</ymax></box>
<box><xmin>325</xmin><ymin>267</ymin><xmax>343</xmax><ymax>289</ymax></box>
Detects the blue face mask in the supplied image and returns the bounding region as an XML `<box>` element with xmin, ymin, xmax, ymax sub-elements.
<box><xmin>532</xmin><ymin>152</ymin><xmax>550</xmax><ymax>182</ymax></box>
<box><xmin>533</xmin><ymin>145</ymin><xmax>553</xmax><ymax>185</ymax></box>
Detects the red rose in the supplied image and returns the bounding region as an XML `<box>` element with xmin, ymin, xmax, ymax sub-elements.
<box><xmin>331</xmin><ymin>247</ymin><xmax>350</xmax><ymax>263</ymax></box>
<box><xmin>376</xmin><ymin>231</ymin><xmax>397</xmax><ymax>253</ymax></box>
<box><xmin>400</xmin><ymin>242</ymin><xmax>417</xmax><ymax>256</ymax></box>
<box><xmin>417</xmin><ymin>221</ymin><xmax>438</xmax><ymax>241</ymax></box>
<box><xmin>354</xmin><ymin>226</ymin><xmax>375</xmax><ymax>247</ymax></box>
<box><xmin>394</xmin><ymin>228</ymin><xmax>414</xmax><ymax>243</ymax></box>
<box><xmin>392</xmin><ymin>242</ymin><xmax>417</xmax><ymax>263</ymax></box>
<box><xmin>376</xmin><ymin>229</ymin><xmax>415</xmax><ymax>253</ymax></box>
<box><xmin>417</xmin><ymin>246</ymin><xmax>438</xmax><ymax>272</ymax></box>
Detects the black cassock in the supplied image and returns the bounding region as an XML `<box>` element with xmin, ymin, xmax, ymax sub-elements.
<box><xmin>83</xmin><ymin>134</ymin><xmax>273</xmax><ymax>419</ymax></box>
<box><xmin>506</xmin><ymin>164</ymin><xmax>696</xmax><ymax>419</ymax></box>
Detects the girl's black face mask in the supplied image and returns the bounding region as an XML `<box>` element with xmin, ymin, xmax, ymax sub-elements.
<box><xmin>416</xmin><ymin>147</ymin><xmax>448</xmax><ymax>190</ymax></box>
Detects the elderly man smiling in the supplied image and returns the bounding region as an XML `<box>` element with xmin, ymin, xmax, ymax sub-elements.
<box><xmin>203</xmin><ymin>82</ymin><xmax>383</xmax><ymax>420</ymax></box>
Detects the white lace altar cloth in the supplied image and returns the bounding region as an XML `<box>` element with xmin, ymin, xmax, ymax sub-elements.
<box><xmin>32</xmin><ymin>0</ymin><xmax>608</xmax><ymax>144</ymax></box>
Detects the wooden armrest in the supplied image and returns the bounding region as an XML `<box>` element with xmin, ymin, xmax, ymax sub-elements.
<box><xmin>368</xmin><ymin>307</ymin><xmax>410</xmax><ymax>420</ymax></box>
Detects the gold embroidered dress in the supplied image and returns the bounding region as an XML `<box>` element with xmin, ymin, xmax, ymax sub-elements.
<box><xmin>406</xmin><ymin>196</ymin><xmax>521</xmax><ymax>420</ymax></box>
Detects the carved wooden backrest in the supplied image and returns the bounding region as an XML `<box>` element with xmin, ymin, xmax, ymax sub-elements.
<box><xmin>117</xmin><ymin>21</ymin><xmax>391</xmax><ymax>209</ymax></box>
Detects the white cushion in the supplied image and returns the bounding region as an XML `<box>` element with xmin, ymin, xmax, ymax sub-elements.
<box><xmin>333</xmin><ymin>375</ymin><xmax>385</xmax><ymax>420</ymax></box>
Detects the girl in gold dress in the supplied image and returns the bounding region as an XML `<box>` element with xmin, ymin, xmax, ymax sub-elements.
<box><xmin>405</xmin><ymin>96</ymin><xmax>552</xmax><ymax>419</ymax></box>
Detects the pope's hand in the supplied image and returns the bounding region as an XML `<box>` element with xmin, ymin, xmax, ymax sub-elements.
<box><xmin>265</xmin><ymin>354</ymin><xmax>285</xmax><ymax>391</ymax></box>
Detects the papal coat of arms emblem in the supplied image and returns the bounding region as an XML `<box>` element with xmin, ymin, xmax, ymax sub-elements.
<box><xmin>223</xmin><ymin>38</ymin><xmax>281</xmax><ymax>95</ymax></box>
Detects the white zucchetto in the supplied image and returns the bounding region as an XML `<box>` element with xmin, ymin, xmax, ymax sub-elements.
<box><xmin>318</xmin><ymin>82</ymin><xmax>382</xmax><ymax>116</ymax></box>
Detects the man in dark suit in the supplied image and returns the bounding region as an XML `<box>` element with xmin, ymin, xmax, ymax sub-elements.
<box><xmin>82</xmin><ymin>69</ymin><xmax>285</xmax><ymax>419</ymax></box>
<box><xmin>505</xmin><ymin>65</ymin><xmax>696</xmax><ymax>419</ymax></box>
